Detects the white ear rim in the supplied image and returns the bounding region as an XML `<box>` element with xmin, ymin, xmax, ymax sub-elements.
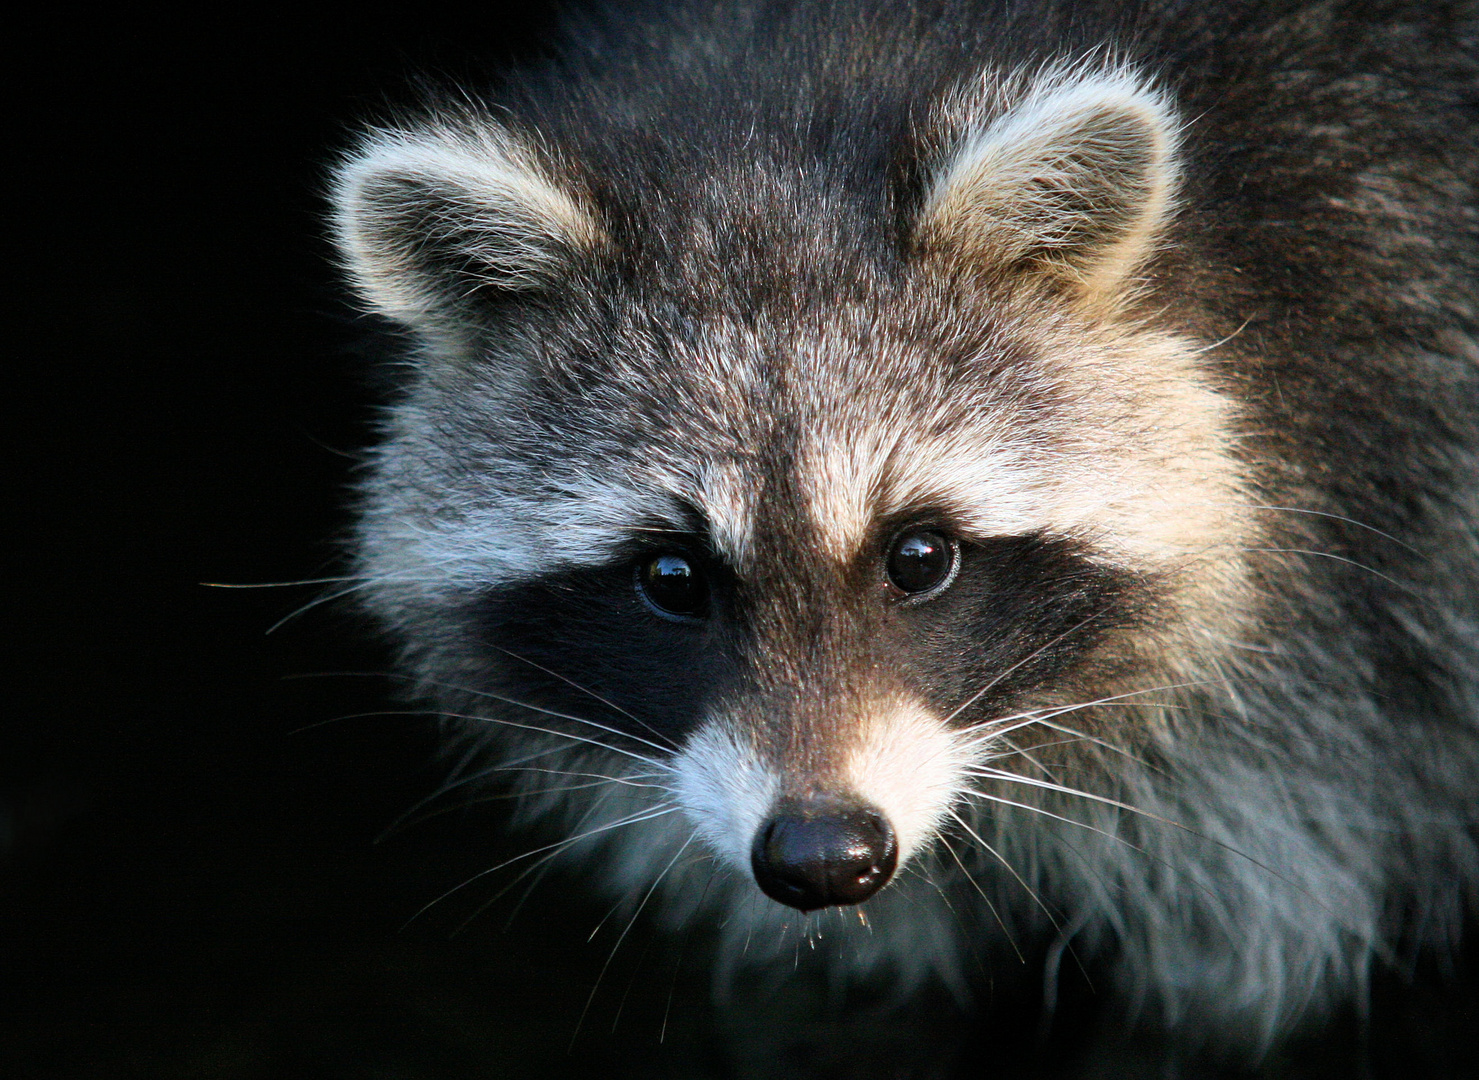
<box><xmin>330</xmin><ymin>125</ymin><xmax>601</xmax><ymax>323</ymax></box>
<box><xmin>921</xmin><ymin>66</ymin><xmax>1180</xmax><ymax>297</ymax></box>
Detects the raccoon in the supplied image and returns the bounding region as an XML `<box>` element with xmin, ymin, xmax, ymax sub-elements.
<box><xmin>327</xmin><ymin>0</ymin><xmax>1479</xmax><ymax>1056</ymax></box>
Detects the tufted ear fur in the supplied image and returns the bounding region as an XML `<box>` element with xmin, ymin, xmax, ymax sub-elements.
<box><xmin>330</xmin><ymin>123</ymin><xmax>602</xmax><ymax>326</ymax></box>
<box><xmin>916</xmin><ymin>67</ymin><xmax>1180</xmax><ymax>301</ymax></box>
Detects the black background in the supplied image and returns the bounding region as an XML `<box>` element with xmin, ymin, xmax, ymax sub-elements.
<box><xmin>7</xmin><ymin>7</ymin><xmax>716</xmax><ymax>1078</ymax></box>
<box><xmin>8</xmin><ymin>6</ymin><xmax>1479</xmax><ymax>1079</ymax></box>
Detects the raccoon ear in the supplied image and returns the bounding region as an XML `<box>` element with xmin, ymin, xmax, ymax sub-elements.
<box><xmin>916</xmin><ymin>70</ymin><xmax>1179</xmax><ymax>300</ymax></box>
<box><xmin>330</xmin><ymin>125</ymin><xmax>602</xmax><ymax>324</ymax></box>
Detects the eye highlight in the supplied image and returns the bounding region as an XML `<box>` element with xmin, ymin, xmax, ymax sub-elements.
<box><xmin>637</xmin><ymin>552</ymin><xmax>709</xmax><ymax>618</ymax></box>
<box><xmin>885</xmin><ymin>528</ymin><xmax>958</xmax><ymax>597</ymax></box>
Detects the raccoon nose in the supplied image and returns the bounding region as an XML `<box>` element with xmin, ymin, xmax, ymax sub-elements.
<box><xmin>750</xmin><ymin>803</ymin><xmax>898</xmax><ymax>911</ymax></box>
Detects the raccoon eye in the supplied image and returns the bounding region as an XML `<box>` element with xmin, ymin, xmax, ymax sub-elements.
<box><xmin>637</xmin><ymin>553</ymin><xmax>708</xmax><ymax>618</ymax></box>
<box><xmin>885</xmin><ymin>529</ymin><xmax>958</xmax><ymax>596</ymax></box>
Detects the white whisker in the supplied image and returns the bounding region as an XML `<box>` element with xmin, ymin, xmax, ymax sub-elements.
<box><xmin>572</xmin><ymin>832</ymin><xmax>698</xmax><ymax>1046</ymax></box>
<box><xmin>489</xmin><ymin>643</ymin><xmax>681</xmax><ymax>750</ymax></box>
<box><xmin>948</xmin><ymin>809</ymin><xmax>1063</xmax><ymax>933</ymax></box>
<box><xmin>943</xmin><ymin>607</ymin><xmax>1118</xmax><ymax>724</ymax></box>
<box><xmin>1237</xmin><ymin>503</ymin><xmax>1422</xmax><ymax>557</ymax></box>
<box><xmin>938</xmin><ymin>833</ymin><xmax>1022</xmax><ymax>962</ymax></box>
<box><xmin>404</xmin><ymin>805</ymin><xmax>680</xmax><ymax>928</ymax></box>
<box><xmin>1244</xmin><ymin>547</ymin><xmax>1414</xmax><ymax>592</ymax></box>
<box><xmin>282</xmin><ymin>669</ymin><xmax>679</xmax><ymax>761</ymax></box>
<box><xmin>964</xmin><ymin>772</ymin><xmax>1330</xmax><ymax>912</ymax></box>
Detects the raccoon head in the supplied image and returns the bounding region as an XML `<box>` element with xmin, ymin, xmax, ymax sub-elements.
<box><xmin>329</xmin><ymin>66</ymin><xmax>1251</xmax><ymax>919</ymax></box>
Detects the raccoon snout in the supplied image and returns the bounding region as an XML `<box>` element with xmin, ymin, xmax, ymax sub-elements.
<box><xmin>750</xmin><ymin>801</ymin><xmax>898</xmax><ymax>911</ymax></box>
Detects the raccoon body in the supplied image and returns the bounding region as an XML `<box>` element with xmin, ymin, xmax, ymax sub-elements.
<box><xmin>329</xmin><ymin>0</ymin><xmax>1479</xmax><ymax>1052</ymax></box>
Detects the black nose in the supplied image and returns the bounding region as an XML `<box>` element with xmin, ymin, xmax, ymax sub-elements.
<box><xmin>750</xmin><ymin>801</ymin><xmax>898</xmax><ymax>911</ymax></box>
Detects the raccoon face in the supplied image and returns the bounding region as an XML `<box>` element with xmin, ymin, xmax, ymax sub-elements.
<box><xmin>331</xmin><ymin>67</ymin><xmax>1253</xmax><ymax>914</ymax></box>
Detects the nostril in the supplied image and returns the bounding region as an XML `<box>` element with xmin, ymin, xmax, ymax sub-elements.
<box><xmin>750</xmin><ymin>804</ymin><xmax>898</xmax><ymax>911</ymax></box>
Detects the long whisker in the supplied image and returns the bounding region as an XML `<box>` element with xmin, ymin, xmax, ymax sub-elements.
<box><xmin>283</xmin><ymin>669</ymin><xmax>678</xmax><ymax>761</ymax></box>
<box><xmin>1024</xmin><ymin>717</ymin><xmax>1162</xmax><ymax>772</ymax></box>
<box><xmin>938</xmin><ymin>833</ymin><xmax>1022</xmax><ymax>962</ymax></box>
<box><xmin>392</xmin><ymin>780</ymin><xmax>673</xmax><ymax>837</ymax></box>
<box><xmin>956</xmin><ymin>682</ymin><xmax>1217</xmax><ymax>769</ymax></box>
<box><xmin>378</xmin><ymin>760</ymin><xmax>523</xmax><ymax>842</ymax></box>
<box><xmin>970</xmin><ymin>681</ymin><xmax>1216</xmax><ymax>733</ymax></box>
<box><xmin>572</xmin><ymin>832</ymin><xmax>698</xmax><ymax>1047</ymax></box>
<box><xmin>610</xmin><ymin>927</ymin><xmax>665</xmax><ymax>1035</ymax></box>
<box><xmin>948</xmin><ymin>809</ymin><xmax>1063</xmax><ymax>933</ymax></box>
<box><xmin>497</xmin><ymin>847</ymin><xmax>569</xmax><ymax>933</ymax></box>
<box><xmin>316</xmin><ymin>705</ymin><xmax>676</xmax><ymax>772</ymax></box>
<box><xmin>990</xmin><ymin>732</ymin><xmax>1060</xmax><ymax>782</ymax></box>
<box><xmin>495</xmin><ymin>738</ymin><xmax>630</xmax><ymax>774</ymax></box>
<box><xmin>259</xmin><ymin>571</ymin><xmax>448</xmax><ymax>633</ymax></box>
<box><xmin>1239</xmin><ymin>503</ymin><xmax>1423</xmax><ymax>557</ymax></box>
<box><xmin>452</xmin><ymin>680</ymin><xmax>677</xmax><ymax>757</ymax></box>
<box><xmin>202</xmin><ymin>575</ymin><xmax>372</xmax><ymax>588</ymax></box>
<box><xmin>661</xmin><ymin>861</ymin><xmax>722</xmax><ymax>1043</ymax></box>
<box><xmin>385</xmin><ymin>741</ymin><xmax>606</xmax><ymax>845</ymax></box>
<box><xmin>990</xmin><ymin>734</ymin><xmax>1120</xmax><ymax>769</ymax></box>
<box><xmin>953</xmin><ymin>702</ymin><xmax>1114</xmax><ymax>751</ymax></box>
<box><xmin>456</xmin><ymin>842</ymin><xmax>570</xmax><ymax>937</ymax></box>
<box><xmin>970</xmin><ymin>767</ymin><xmax>1180</xmax><ymax>824</ymax></box>
<box><xmin>390</xmin><ymin>763</ymin><xmax>667</xmax><ymax>841</ymax></box>
<box><xmin>456</xmin><ymin>792</ymin><xmax>619</xmax><ymax>937</ymax></box>
<box><xmin>489</xmin><ymin>644</ymin><xmax>680</xmax><ymax>751</ymax></box>
<box><xmin>1243</xmin><ymin>547</ymin><xmax>1415</xmax><ymax>593</ymax></box>
<box><xmin>902</xmin><ymin>856</ymin><xmax>995</xmax><ymax>984</ymax></box>
<box><xmin>944</xmin><ymin>608</ymin><xmax>1116</xmax><ymax>724</ymax></box>
<box><xmin>505</xmin><ymin>766</ymin><xmax>670</xmax><ymax>788</ymax></box>
<box><xmin>960</xmin><ymin>787</ymin><xmax>1282</xmax><ymax>917</ymax></box>
<box><xmin>441</xmin><ymin>708</ymin><xmax>677</xmax><ymax>771</ymax></box>
<box><xmin>263</xmin><ymin>582</ymin><xmax>380</xmax><ymax>634</ymax></box>
<box><xmin>440</xmin><ymin>736</ymin><xmax>487</xmax><ymax>789</ymax></box>
<box><xmin>961</xmin><ymin>787</ymin><xmax>1148</xmax><ymax>854</ymax></box>
<box><xmin>963</xmin><ymin>773</ymin><xmax>1331</xmax><ymax>912</ymax></box>
<box><xmin>402</xmin><ymin>805</ymin><xmax>679</xmax><ymax>928</ymax></box>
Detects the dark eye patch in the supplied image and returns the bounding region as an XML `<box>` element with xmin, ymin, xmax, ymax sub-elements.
<box><xmin>473</xmin><ymin>549</ymin><xmax>737</xmax><ymax>748</ymax></box>
<box><xmin>469</xmin><ymin>525</ymin><xmax>1142</xmax><ymax>753</ymax></box>
<box><xmin>885</xmin><ymin>532</ymin><xmax>1145</xmax><ymax>721</ymax></box>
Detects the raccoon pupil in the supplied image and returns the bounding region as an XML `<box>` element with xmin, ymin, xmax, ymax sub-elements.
<box><xmin>638</xmin><ymin>553</ymin><xmax>707</xmax><ymax>617</ymax></box>
<box><xmin>887</xmin><ymin>529</ymin><xmax>955</xmax><ymax>595</ymax></box>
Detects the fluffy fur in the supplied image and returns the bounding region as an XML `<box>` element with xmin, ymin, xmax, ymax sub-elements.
<box><xmin>327</xmin><ymin>0</ymin><xmax>1479</xmax><ymax>1057</ymax></box>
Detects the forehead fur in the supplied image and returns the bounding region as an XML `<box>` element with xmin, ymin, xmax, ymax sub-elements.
<box><xmin>352</xmin><ymin>62</ymin><xmax>1247</xmax><ymax>616</ymax></box>
<box><xmin>358</xmin><ymin>263</ymin><xmax>1250</xmax><ymax>611</ymax></box>
<box><xmin>792</xmin><ymin>291</ymin><xmax>1252</xmax><ymax>575</ymax></box>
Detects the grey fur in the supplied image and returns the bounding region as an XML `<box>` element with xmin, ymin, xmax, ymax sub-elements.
<box><xmin>328</xmin><ymin>0</ymin><xmax>1479</xmax><ymax>1055</ymax></box>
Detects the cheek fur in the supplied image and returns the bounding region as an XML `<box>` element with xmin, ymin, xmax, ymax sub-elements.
<box><xmin>841</xmin><ymin>700</ymin><xmax>975</xmax><ymax>865</ymax></box>
<box><xmin>674</xmin><ymin>721</ymin><xmax>779</xmax><ymax>873</ymax></box>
